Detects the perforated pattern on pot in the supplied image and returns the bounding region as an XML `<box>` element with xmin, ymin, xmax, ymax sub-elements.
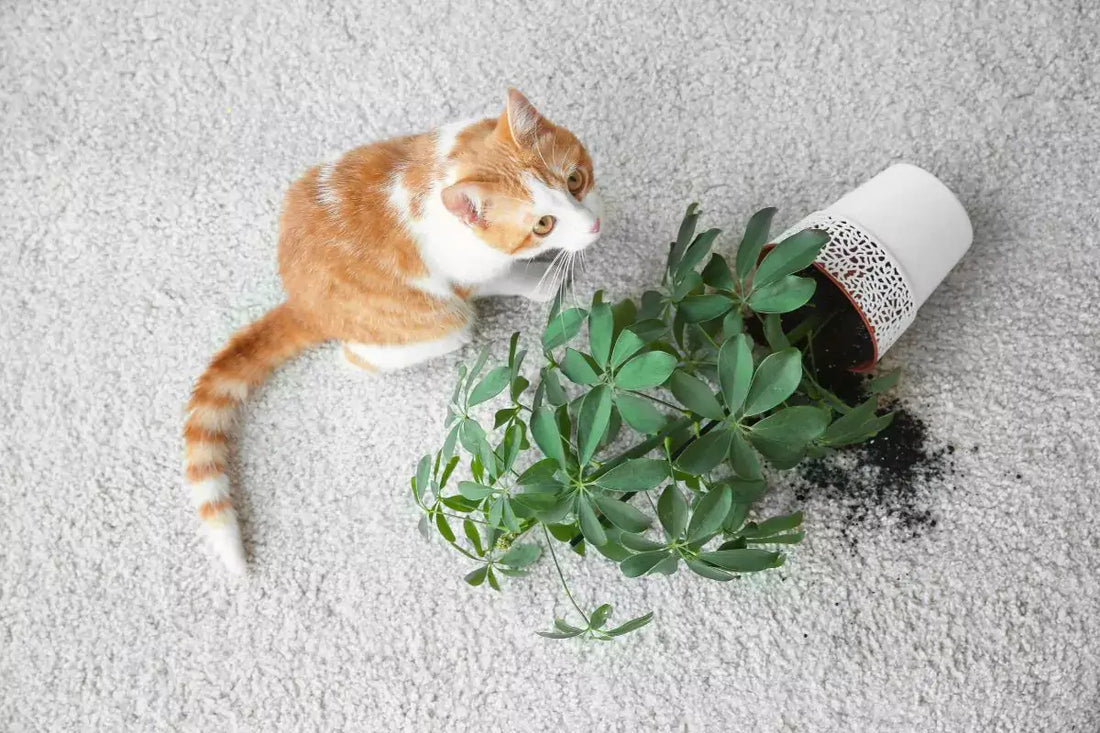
<box><xmin>778</xmin><ymin>213</ymin><xmax>917</xmax><ymax>357</ymax></box>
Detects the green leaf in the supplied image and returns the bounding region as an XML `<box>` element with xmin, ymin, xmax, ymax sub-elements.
<box><xmin>752</xmin><ymin>229</ymin><xmax>828</xmax><ymax>289</ymax></box>
<box><xmin>542</xmin><ymin>367</ymin><xmax>568</xmax><ymax>406</ymax></box>
<box><xmin>510</xmin><ymin>375</ymin><xmax>530</xmax><ymax>402</ymax></box>
<box><xmin>501</xmin><ymin>498</ymin><xmax>521</xmax><ymax>532</ymax></box>
<box><xmin>697</xmin><ymin>548</ymin><xmax>783</xmax><ymax>572</ymax></box>
<box><xmin>590</xmin><ymin>604</ymin><xmax>613</xmax><ymax>630</ymax></box>
<box><xmin>457</xmin><ymin>481</ymin><xmax>493</xmax><ymax>501</ymax></box>
<box><xmin>629</xmin><ymin>319</ymin><xmax>668</xmax><ymax>344</ymax></box>
<box><xmin>722</xmin><ymin>309</ymin><xmax>744</xmax><ymax>341</ymax></box>
<box><xmin>657</xmin><ymin>485</ymin><xmax>688</xmax><ymax>539</ymax></box>
<box><xmin>535</xmin><ymin>495</ymin><xmax>576</xmax><ymax>524</ymax></box>
<box><xmin>721</xmin><ymin>476</ymin><xmax>768</xmax><ymax>503</ymax></box>
<box><xmin>437</xmin><ymin>453</ymin><xmax>459</xmax><ymax>488</ymax></box>
<box><xmin>724</xmin><ymin>502</ymin><xmax>750</xmax><ymax>533</ymax></box>
<box><xmin>468</xmin><ymin>366</ymin><xmax>511</xmax><ymax>406</ymax></box>
<box><xmin>610</xmin><ymin>330</ymin><xmax>647</xmax><ymax>369</ymax></box>
<box><xmin>677</xmin><ymin>228</ymin><xmax>721</xmax><ymax>279</ymax></box>
<box><xmin>459</xmin><ymin>419</ymin><xmax>495</xmax><ymax>471</ymax></box>
<box><xmin>749</xmin><ymin>406</ymin><xmax>830</xmax><ymax>446</ymax></box>
<box><xmin>735</xmin><ymin>207</ymin><xmax>778</xmax><ymax>282</ymax></box>
<box><xmin>537</xmin><ymin>626</ymin><xmax>583</xmax><ymax>639</ymax></box>
<box><xmin>578</xmin><ymin>385</ymin><xmax>613</xmax><ymax>465</ymax></box>
<box><xmin>611</xmin><ymin>298</ymin><xmax>637</xmax><ymax>340</ymax></box>
<box><xmin>441</xmin><ymin>421</ymin><xmax>461</xmax><ymax>459</ymax></box>
<box><xmin>463</xmin><ymin>519</ymin><xmax>484</xmax><ymax>556</ymax></box>
<box><xmin>493</xmin><ymin>407</ymin><xmax>517</xmax><ymax>429</ymax></box>
<box><xmin>743</xmin><ymin>511</ymin><xmax>804</xmax><ymax>537</ymax></box>
<box><xmin>638</xmin><ymin>290</ymin><xmax>664</xmax><ymax>320</ymax></box>
<box><xmin>553</xmin><ymin>618</ymin><xmax>586</xmax><ymax>635</ymax></box>
<box><xmin>497</xmin><ymin>423</ymin><xmax>524</xmax><ymax>473</ymax></box>
<box><xmin>742</xmin><ymin>348</ymin><xmax>803</xmax><ymax>416</ymax></box>
<box><xmin>498</xmin><ymin>542</ymin><xmax>541</xmax><ymax>567</ymax></box>
<box><xmin>466</xmin><ymin>346</ymin><xmax>491</xmax><ymax>388</ymax></box>
<box><xmin>516</xmin><ymin>458</ymin><xmax>560</xmax><ymax>488</ymax></box>
<box><xmin>701</xmin><ymin>253</ymin><xmax>736</xmax><ymax>291</ymax></box>
<box><xmin>592</xmin><ymin>494</ymin><xmax>652</xmax><ymax>533</ymax></box>
<box><xmin>747</xmin><ymin>275</ymin><xmax>816</xmax><ymax>314</ymax></box>
<box><xmin>750</xmin><ymin>436</ymin><xmax>806</xmax><ymax>469</ymax></box>
<box><xmin>745</xmin><ymin>531</ymin><xmax>805</xmax><ymax>545</ymax></box>
<box><xmin>560</xmin><ymin>348</ymin><xmax>602</xmax><ymax>385</ymax></box>
<box><xmin>614</xmin><ymin>392</ymin><xmax>668</xmax><ymax>434</ymax></box>
<box><xmin>603</xmin><ymin>611</ymin><xmax>655</xmax><ymax>637</ymax></box>
<box><xmin>487</xmin><ymin>498</ymin><xmax>503</xmax><ymax>529</ymax></box>
<box><xmin>620</xmin><ymin>533</ymin><xmax>667</xmax><ymax>552</ymax></box>
<box><xmin>686</xmin><ymin>484</ymin><xmax>732</xmax><ymax>543</ymax></box>
<box><xmin>671</xmin><ymin>270</ymin><xmax>703</xmax><ymax>303</ymax></box>
<box><xmin>762</xmin><ymin>313</ymin><xmax>790</xmax><ymax>350</ymax></box>
<box><xmin>486</xmin><ymin>567</ymin><xmax>501</xmax><ymax>591</ymax></box>
<box><xmin>435</xmin><ymin>512</ymin><xmax>456</xmax><ymax>542</ymax></box>
<box><xmin>531</xmin><ymin>407</ymin><xmax>567</xmax><ymax>469</ymax></box>
<box><xmin>670</xmin><ymin>202</ymin><xmax>701</xmax><ymax>270</ymax></box>
<box><xmin>414</xmin><ymin>455</ymin><xmax>431</xmax><ymax>502</ymax></box>
<box><xmin>728</xmin><ymin>430</ymin><xmax>762</xmax><ymax>479</ymax></box>
<box><xmin>464</xmin><ymin>566</ymin><xmax>488</xmax><ymax>586</ymax></box>
<box><xmin>615</xmin><ymin>351</ymin><xmax>678</xmax><ymax>390</ymax></box>
<box><xmin>717</xmin><ymin>334</ymin><xmax>753</xmax><ymax>414</ymax></box>
<box><xmin>543</xmin><ymin>307</ymin><xmax>588</xmax><ymax>351</ymax></box>
<box><xmin>678</xmin><ymin>294</ymin><xmax>733</xmax><ymax>323</ymax></box>
<box><xmin>651</xmin><ymin>554</ymin><xmax>680</xmax><ymax>575</ymax></box>
<box><xmin>869</xmin><ymin>369</ymin><xmax>902</xmax><ymax>394</ymax></box>
<box><xmin>619</xmin><ymin>550</ymin><xmax>670</xmax><ymax>578</ymax></box>
<box><xmin>589</xmin><ymin>303</ymin><xmax>614</xmax><ymax>368</ymax></box>
<box><xmin>675</xmin><ymin>427</ymin><xmax>732</xmax><ymax>474</ymax></box>
<box><xmin>577</xmin><ymin>497</ymin><xmax>608</xmax><ymax>546</ymax></box>
<box><xmin>595</xmin><ymin>458</ymin><xmax>669</xmax><ymax>491</ymax></box>
<box><xmin>440</xmin><ymin>495</ymin><xmax>480</xmax><ymax>512</ymax></box>
<box><xmin>669</xmin><ymin>370</ymin><xmax>726</xmax><ymax>420</ymax></box>
<box><xmin>685</xmin><ymin>558</ymin><xmax>736</xmax><ymax>581</ymax></box>
<box><xmin>822</xmin><ymin>397</ymin><xmax>878</xmax><ymax>445</ymax></box>
<box><xmin>595</xmin><ymin>539</ymin><xmax>632</xmax><ymax>562</ymax></box>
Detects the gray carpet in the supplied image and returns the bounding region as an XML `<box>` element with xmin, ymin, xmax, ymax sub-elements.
<box><xmin>3</xmin><ymin>1</ymin><xmax>1098</xmax><ymax>730</ymax></box>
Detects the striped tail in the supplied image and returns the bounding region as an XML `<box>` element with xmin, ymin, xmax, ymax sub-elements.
<box><xmin>184</xmin><ymin>304</ymin><xmax>321</xmax><ymax>573</ymax></box>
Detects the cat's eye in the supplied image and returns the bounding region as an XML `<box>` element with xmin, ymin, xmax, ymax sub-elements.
<box><xmin>567</xmin><ymin>170</ymin><xmax>585</xmax><ymax>194</ymax></box>
<box><xmin>533</xmin><ymin>215</ymin><xmax>556</xmax><ymax>236</ymax></box>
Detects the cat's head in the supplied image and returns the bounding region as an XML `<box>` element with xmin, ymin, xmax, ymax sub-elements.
<box><xmin>442</xmin><ymin>89</ymin><xmax>602</xmax><ymax>259</ymax></box>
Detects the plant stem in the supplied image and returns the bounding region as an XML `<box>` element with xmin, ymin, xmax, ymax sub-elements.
<box><xmin>638</xmin><ymin>392</ymin><xmax>684</xmax><ymax>412</ymax></box>
<box><xmin>543</xmin><ymin>525</ymin><xmax>590</xmax><ymax>626</ymax></box>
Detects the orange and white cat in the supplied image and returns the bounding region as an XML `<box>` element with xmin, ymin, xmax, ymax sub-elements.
<box><xmin>184</xmin><ymin>90</ymin><xmax>602</xmax><ymax>573</ymax></box>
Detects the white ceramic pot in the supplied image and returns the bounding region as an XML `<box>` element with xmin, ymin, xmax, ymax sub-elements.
<box><xmin>776</xmin><ymin>163</ymin><xmax>973</xmax><ymax>367</ymax></box>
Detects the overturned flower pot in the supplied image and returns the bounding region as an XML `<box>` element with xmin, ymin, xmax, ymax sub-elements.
<box><xmin>774</xmin><ymin>163</ymin><xmax>973</xmax><ymax>371</ymax></box>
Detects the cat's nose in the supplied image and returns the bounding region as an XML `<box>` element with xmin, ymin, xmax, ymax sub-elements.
<box><xmin>590</xmin><ymin>218</ymin><xmax>601</xmax><ymax>234</ymax></box>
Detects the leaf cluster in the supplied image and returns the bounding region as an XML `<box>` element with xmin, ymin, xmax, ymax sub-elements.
<box><xmin>410</xmin><ymin>204</ymin><xmax>900</xmax><ymax>639</ymax></box>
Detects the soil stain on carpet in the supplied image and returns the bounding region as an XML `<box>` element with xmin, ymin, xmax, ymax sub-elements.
<box><xmin>797</xmin><ymin>326</ymin><xmax>957</xmax><ymax>545</ymax></box>
<box><xmin>795</xmin><ymin>403</ymin><xmax>955</xmax><ymax>546</ymax></box>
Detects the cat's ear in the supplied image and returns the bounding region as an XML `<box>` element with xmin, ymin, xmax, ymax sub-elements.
<box><xmin>442</xmin><ymin>181</ymin><xmax>490</xmax><ymax>228</ymax></box>
<box><xmin>496</xmin><ymin>88</ymin><xmax>551</xmax><ymax>148</ymax></box>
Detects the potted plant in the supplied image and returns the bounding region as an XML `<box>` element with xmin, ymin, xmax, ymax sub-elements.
<box><xmin>409</xmin><ymin>201</ymin><xmax>916</xmax><ymax>640</ymax></box>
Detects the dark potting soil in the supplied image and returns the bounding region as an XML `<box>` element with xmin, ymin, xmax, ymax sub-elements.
<box><xmin>794</xmin><ymin>403</ymin><xmax>954</xmax><ymax>546</ymax></box>
<box><xmin>788</xmin><ymin>272</ymin><xmax>956</xmax><ymax>545</ymax></box>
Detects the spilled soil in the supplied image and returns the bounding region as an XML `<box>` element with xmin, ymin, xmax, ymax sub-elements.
<box><xmin>790</xmin><ymin>274</ymin><xmax>958</xmax><ymax>546</ymax></box>
<box><xmin>795</xmin><ymin>403</ymin><xmax>956</xmax><ymax>546</ymax></box>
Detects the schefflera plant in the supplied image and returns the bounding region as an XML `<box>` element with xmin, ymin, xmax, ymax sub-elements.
<box><xmin>411</xmin><ymin>204</ymin><xmax>898</xmax><ymax>640</ymax></box>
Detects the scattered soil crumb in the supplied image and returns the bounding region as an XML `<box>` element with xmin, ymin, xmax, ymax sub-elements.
<box><xmin>795</xmin><ymin>394</ymin><xmax>955</xmax><ymax>547</ymax></box>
